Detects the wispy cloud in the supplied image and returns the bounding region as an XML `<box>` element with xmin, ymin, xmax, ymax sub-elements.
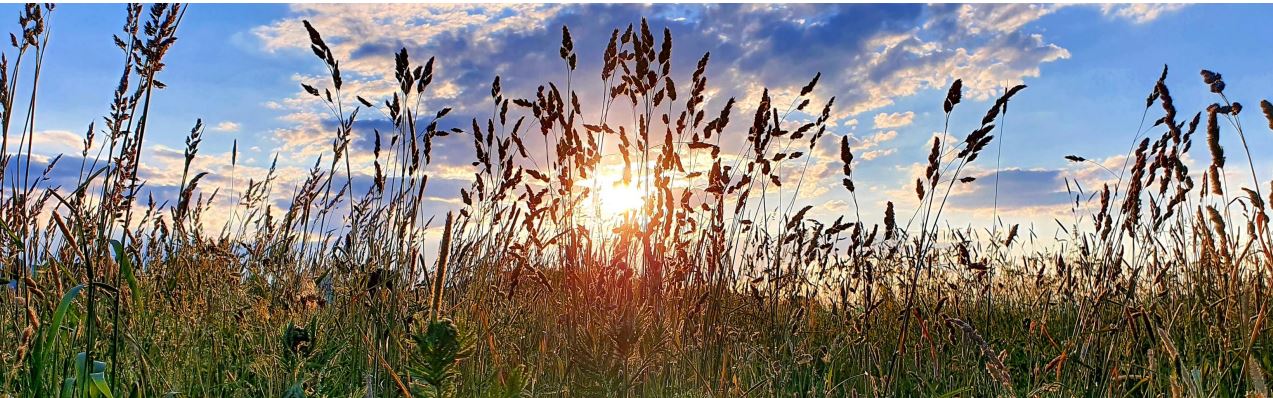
<box><xmin>946</xmin><ymin>168</ymin><xmax>1071</xmax><ymax>210</ymax></box>
<box><xmin>873</xmin><ymin>111</ymin><xmax>914</xmax><ymax>129</ymax></box>
<box><xmin>31</xmin><ymin>129</ymin><xmax>93</xmax><ymax>156</ymax></box>
<box><xmin>240</xmin><ymin>3</ymin><xmax>1193</xmax><ymax>229</ymax></box>
<box><xmin>213</xmin><ymin>121</ymin><xmax>241</xmax><ymax>133</ymax></box>
<box><xmin>1100</xmin><ymin>4</ymin><xmax>1186</xmax><ymax>24</ymax></box>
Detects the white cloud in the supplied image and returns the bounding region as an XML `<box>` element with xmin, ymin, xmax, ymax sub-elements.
<box><xmin>854</xmin><ymin>130</ymin><xmax>899</xmax><ymax>161</ymax></box>
<box><xmin>841</xmin><ymin>5</ymin><xmax>1072</xmax><ymax>115</ymax></box>
<box><xmin>253</xmin><ymin>5</ymin><xmax>568</xmax><ymax>175</ymax></box>
<box><xmin>239</xmin><ymin>3</ymin><xmax>1185</xmax><ymax>233</ymax></box>
<box><xmin>30</xmin><ymin>129</ymin><xmax>103</xmax><ymax>157</ymax></box>
<box><xmin>214</xmin><ymin>121</ymin><xmax>241</xmax><ymax>133</ymax></box>
<box><xmin>253</xmin><ymin>4</ymin><xmax>565</xmax><ymax>77</ymax></box>
<box><xmin>873</xmin><ymin>111</ymin><xmax>914</xmax><ymax>129</ymax></box>
<box><xmin>953</xmin><ymin>4</ymin><xmax>1063</xmax><ymax>36</ymax></box>
<box><xmin>861</xmin><ymin>148</ymin><xmax>896</xmax><ymax>161</ymax></box>
<box><xmin>1100</xmin><ymin>4</ymin><xmax>1186</xmax><ymax>24</ymax></box>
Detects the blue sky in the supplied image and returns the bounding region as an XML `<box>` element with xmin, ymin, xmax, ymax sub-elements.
<box><xmin>13</xmin><ymin>3</ymin><xmax>1273</xmax><ymax>238</ymax></box>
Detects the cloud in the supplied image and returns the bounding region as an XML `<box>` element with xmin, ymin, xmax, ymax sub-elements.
<box><xmin>239</xmin><ymin>4</ymin><xmax>1184</xmax><ymax>232</ymax></box>
<box><xmin>267</xmin><ymin>4</ymin><xmax>1077</xmax><ymax>156</ymax></box>
<box><xmin>213</xmin><ymin>121</ymin><xmax>241</xmax><ymax>133</ymax></box>
<box><xmin>861</xmin><ymin>148</ymin><xmax>897</xmax><ymax>161</ymax></box>
<box><xmin>858</xmin><ymin>130</ymin><xmax>898</xmax><ymax>149</ymax></box>
<box><xmin>31</xmin><ymin>129</ymin><xmax>93</xmax><ymax>156</ymax></box>
<box><xmin>948</xmin><ymin>4</ymin><xmax>1064</xmax><ymax>36</ymax></box>
<box><xmin>252</xmin><ymin>4</ymin><xmax>1081</xmax><ymax>135</ymax></box>
<box><xmin>1100</xmin><ymin>4</ymin><xmax>1186</xmax><ymax>24</ymax></box>
<box><xmin>873</xmin><ymin>111</ymin><xmax>914</xmax><ymax>129</ymax></box>
<box><xmin>947</xmin><ymin>168</ymin><xmax>1071</xmax><ymax>210</ymax></box>
<box><xmin>253</xmin><ymin>4</ymin><xmax>566</xmax><ymax>77</ymax></box>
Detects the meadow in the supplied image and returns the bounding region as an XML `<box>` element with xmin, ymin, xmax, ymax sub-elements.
<box><xmin>4</xmin><ymin>3</ymin><xmax>1273</xmax><ymax>397</ymax></box>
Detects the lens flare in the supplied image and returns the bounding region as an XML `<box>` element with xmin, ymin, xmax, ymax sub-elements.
<box><xmin>596</xmin><ymin>183</ymin><xmax>646</xmax><ymax>217</ymax></box>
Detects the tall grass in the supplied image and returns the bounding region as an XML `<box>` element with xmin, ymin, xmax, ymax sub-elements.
<box><xmin>3</xmin><ymin>4</ymin><xmax>1273</xmax><ymax>397</ymax></box>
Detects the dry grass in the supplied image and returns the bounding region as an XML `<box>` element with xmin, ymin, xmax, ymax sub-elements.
<box><xmin>2</xmin><ymin>5</ymin><xmax>1273</xmax><ymax>397</ymax></box>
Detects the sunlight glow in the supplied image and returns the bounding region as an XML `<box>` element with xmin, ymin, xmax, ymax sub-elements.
<box><xmin>596</xmin><ymin>183</ymin><xmax>647</xmax><ymax>218</ymax></box>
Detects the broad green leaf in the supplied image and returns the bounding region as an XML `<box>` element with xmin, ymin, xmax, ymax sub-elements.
<box><xmin>90</xmin><ymin>372</ymin><xmax>115</xmax><ymax>398</ymax></box>
<box><xmin>110</xmin><ymin>239</ymin><xmax>142</xmax><ymax>311</ymax></box>
<box><xmin>0</xmin><ymin>217</ymin><xmax>22</xmax><ymax>248</ymax></box>
<box><xmin>61</xmin><ymin>377</ymin><xmax>75</xmax><ymax>397</ymax></box>
<box><xmin>45</xmin><ymin>285</ymin><xmax>84</xmax><ymax>349</ymax></box>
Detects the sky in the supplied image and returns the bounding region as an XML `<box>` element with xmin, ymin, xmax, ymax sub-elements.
<box><xmin>12</xmin><ymin>3</ymin><xmax>1273</xmax><ymax>243</ymax></box>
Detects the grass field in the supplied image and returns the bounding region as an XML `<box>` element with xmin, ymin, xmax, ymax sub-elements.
<box><xmin>5</xmin><ymin>4</ymin><xmax>1273</xmax><ymax>397</ymax></box>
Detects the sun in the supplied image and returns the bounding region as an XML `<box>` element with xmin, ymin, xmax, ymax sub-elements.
<box><xmin>595</xmin><ymin>182</ymin><xmax>647</xmax><ymax>218</ymax></box>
